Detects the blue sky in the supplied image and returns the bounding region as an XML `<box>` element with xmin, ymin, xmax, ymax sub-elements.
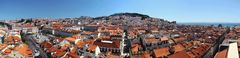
<box><xmin>0</xmin><ymin>0</ymin><xmax>240</xmax><ymax>23</ymax></box>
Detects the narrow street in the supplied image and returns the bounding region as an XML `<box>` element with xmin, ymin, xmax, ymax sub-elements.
<box><xmin>25</xmin><ymin>35</ymin><xmax>48</xmax><ymax>58</ymax></box>
<box><xmin>202</xmin><ymin>27</ymin><xmax>230</xmax><ymax>58</ymax></box>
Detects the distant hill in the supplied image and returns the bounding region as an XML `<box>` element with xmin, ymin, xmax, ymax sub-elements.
<box><xmin>16</xmin><ymin>19</ymin><xmax>33</xmax><ymax>23</ymax></box>
<box><xmin>110</xmin><ymin>13</ymin><xmax>150</xmax><ymax>18</ymax></box>
<box><xmin>94</xmin><ymin>13</ymin><xmax>155</xmax><ymax>20</ymax></box>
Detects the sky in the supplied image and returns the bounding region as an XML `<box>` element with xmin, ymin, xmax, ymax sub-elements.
<box><xmin>0</xmin><ymin>0</ymin><xmax>240</xmax><ymax>23</ymax></box>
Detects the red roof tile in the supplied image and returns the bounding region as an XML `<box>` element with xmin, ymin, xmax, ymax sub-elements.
<box><xmin>48</xmin><ymin>46</ymin><xmax>60</xmax><ymax>52</ymax></box>
<box><xmin>76</xmin><ymin>40</ymin><xmax>85</xmax><ymax>48</ymax></box>
<box><xmin>168</xmin><ymin>51</ymin><xmax>191</xmax><ymax>58</ymax></box>
<box><xmin>154</xmin><ymin>47</ymin><xmax>170</xmax><ymax>57</ymax></box>
<box><xmin>84</xmin><ymin>39</ymin><xmax>95</xmax><ymax>44</ymax></box>
<box><xmin>131</xmin><ymin>44</ymin><xmax>140</xmax><ymax>52</ymax></box>
<box><xmin>182</xmin><ymin>41</ymin><xmax>194</xmax><ymax>48</ymax></box>
<box><xmin>134</xmin><ymin>53</ymin><xmax>151</xmax><ymax>58</ymax></box>
<box><xmin>4</xmin><ymin>48</ymin><xmax>11</xmax><ymax>55</ymax></box>
<box><xmin>5</xmin><ymin>35</ymin><xmax>21</xmax><ymax>44</ymax></box>
<box><xmin>144</xmin><ymin>37</ymin><xmax>160</xmax><ymax>43</ymax></box>
<box><xmin>68</xmin><ymin>47</ymin><xmax>79</xmax><ymax>58</ymax></box>
<box><xmin>93</xmin><ymin>40</ymin><xmax>121</xmax><ymax>48</ymax></box>
<box><xmin>173</xmin><ymin>44</ymin><xmax>185</xmax><ymax>52</ymax></box>
<box><xmin>174</xmin><ymin>36</ymin><xmax>186</xmax><ymax>42</ymax></box>
<box><xmin>16</xmin><ymin>44</ymin><xmax>33</xmax><ymax>57</ymax></box>
<box><xmin>65</xmin><ymin>37</ymin><xmax>76</xmax><ymax>42</ymax></box>
<box><xmin>189</xmin><ymin>44</ymin><xmax>210</xmax><ymax>58</ymax></box>
<box><xmin>54</xmin><ymin>49</ymin><xmax>65</xmax><ymax>57</ymax></box>
<box><xmin>214</xmin><ymin>48</ymin><xmax>227</xmax><ymax>58</ymax></box>
<box><xmin>0</xmin><ymin>44</ymin><xmax>7</xmax><ymax>50</ymax></box>
<box><xmin>87</xmin><ymin>44</ymin><xmax>97</xmax><ymax>52</ymax></box>
<box><xmin>40</xmin><ymin>41</ymin><xmax>53</xmax><ymax>49</ymax></box>
<box><xmin>82</xmin><ymin>31</ymin><xmax>94</xmax><ymax>35</ymax></box>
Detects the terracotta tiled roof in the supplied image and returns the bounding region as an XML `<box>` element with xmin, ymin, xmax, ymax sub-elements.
<box><xmin>86</xmin><ymin>24</ymin><xmax>98</xmax><ymax>26</ymax></box>
<box><xmin>68</xmin><ymin>53</ymin><xmax>79</xmax><ymax>58</ymax></box>
<box><xmin>131</xmin><ymin>44</ymin><xmax>140</xmax><ymax>52</ymax></box>
<box><xmin>98</xmin><ymin>36</ymin><xmax>111</xmax><ymax>40</ymax></box>
<box><xmin>76</xmin><ymin>40</ymin><xmax>85</xmax><ymax>48</ymax></box>
<box><xmin>134</xmin><ymin>55</ymin><xmax>143</xmax><ymax>58</ymax></box>
<box><xmin>144</xmin><ymin>37</ymin><xmax>160</xmax><ymax>43</ymax></box>
<box><xmin>15</xmin><ymin>44</ymin><xmax>33</xmax><ymax>57</ymax></box>
<box><xmin>71</xmin><ymin>35</ymin><xmax>86</xmax><ymax>39</ymax></box>
<box><xmin>40</xmin><ymin>41</ymin><xmax>53</xmax><ymax>49</ymax></box>
<box><xmin>0</xmin><ymin>44</ymin><xmax>7</xmax><ymax>50</ymax></box>
<box><xmin>87</xmin><ymin>44</ymin><xmax>97</xmax><ymax>52</ymax></box>
<box><xmin>128</xmin><ymin>31</ymin><xmax>137</xmax><ymax>37</ymax></box>
<box><xmin>56</xmin><ymin>37</ymin><xmax>64</xmax><ymax>42</ymax></box>
<box><xmin>142</xmin><ymin>53</ymin><xmax>151</xmax><ymax>58</ymax></box>
<box><xmin>70</xmin><ymin>47</ymin><xmax>77</xmax><ymax>54</ymax></box>
<box><xmin>137</xmin><ymin>30</ymin><xmax>146</xmax><ymax>33</ymax></box>
<box><xmin>50</xmin><ymin>45</ymin><xmax>69</xmax><ymax>57</ymax></box>
<box><xmin>82</xmin><ymin>31</ymin><xmax>94</xmax><ymax>35</ymax></box>
<box><xmin>173</xmin><ymin>44</ymin><xmax>185</xmax><ymax>52</ymax></box>
<box><xmin>71</xmin><ymin>35</ymin><xmax>78</xmax><ymax>39</ymax></box>
<box><xmin>54</xmin><ymin>49</ymin><xmax>65</xmax><ymax>57</ymax></box>
<box><xmin>174</xmin><ymin>36</ymin><xmax>186</xmax><ymax>42</ymax></box>
<box><xmin>62</xmin><ymin>54</ymin><xmax>69</xmax><ymax>58</ymax></box>
<box><xmin>107</xmin><ymin>27</ymin><xmax>123</xmax><ymax>32</ymax></box>
<box><xmin>68</xmin><ymin>47</ymin><xmax>79</xmax><ymax>58</ymax></box>
<box><xmin>227</xmin><ymin>32</ymin><xmax>236</xmax><ymax>37</ymax></box>
<box><xmin>187</xmin><ymin>51</ymin><xmax>196</xmax><ymax>58</ymax></box>
<box><xmin>168</xmin><ymin>51</ymin><xmax>191</xmax><ymax>58</ymax></box>
<box><xmin>5</xmin><ymin>35</ymin><xmax>21</xmax><ymax>43</ymax></box>
<box><xmin>110</xmin><ymin>32</ymin><xmax>122</xmax><ymax>36</ymax></box>
<box><xmin>154</xmin><ymin>47</ymin><xmax>170</xmax><ymax>57</ymax></box>
<box><xmin>93</xmin><ymin>40</ymin><xmax>121</xmax><ymax>48</ymax></box>
<box><xmin>84</xmin><ymin>39</ymin><xmax>95</xmax><ymax>44</ymax></box>
<box><xmin>214</xmin><ymin>48</ymin><xmax>227</xmax><ymax>58</ymax></box>
<box><xmin>65</xmin><ymin>37</ymin><xmax>76</xmax><ymax>42</ymax></box>
<box><xmin>182</xmin><ymin>41</ymin><xmax>194</xmax><ymax>48</ymax></box>
<box><xmin>51</xmin><ymin>23</ymin><xmax>64</xmax><ymax>27</ymax></box>
<box><xmin>48</xmin><ymin>46</ymin><xmax>60</xmax><ymax>52</ymax></box>
<box><xmin>134</xmin><ymin>53</ymin><xmax>151</xmax><ymax>58</ymax></box>
<box><xmin>235</xmin><ymin>28</ymin><xmax>240</xmax><ymax>32</ymax></box>
<box><xmin>161</xmin><ymin>36</ymin><xmax>169</xmax><ymax>41</ymax></box>
<box><xmin>62</xmin><ymin>44</ymin><xmax>71</xmax><ymax>50</ymax></box>
<box><xmin>189</xmin><ymin>44</ymin><xmax>210</xmax><ymax>58</ymax></box>
<box><xmin>4</xmin><ymin>48</ymin><xmax>12</xmax><ymax>55</ymax></box>
<box><xmin>107</xmin><ymin>55</ymin><xmax>120</xmax><ymax>58</ymax></box>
